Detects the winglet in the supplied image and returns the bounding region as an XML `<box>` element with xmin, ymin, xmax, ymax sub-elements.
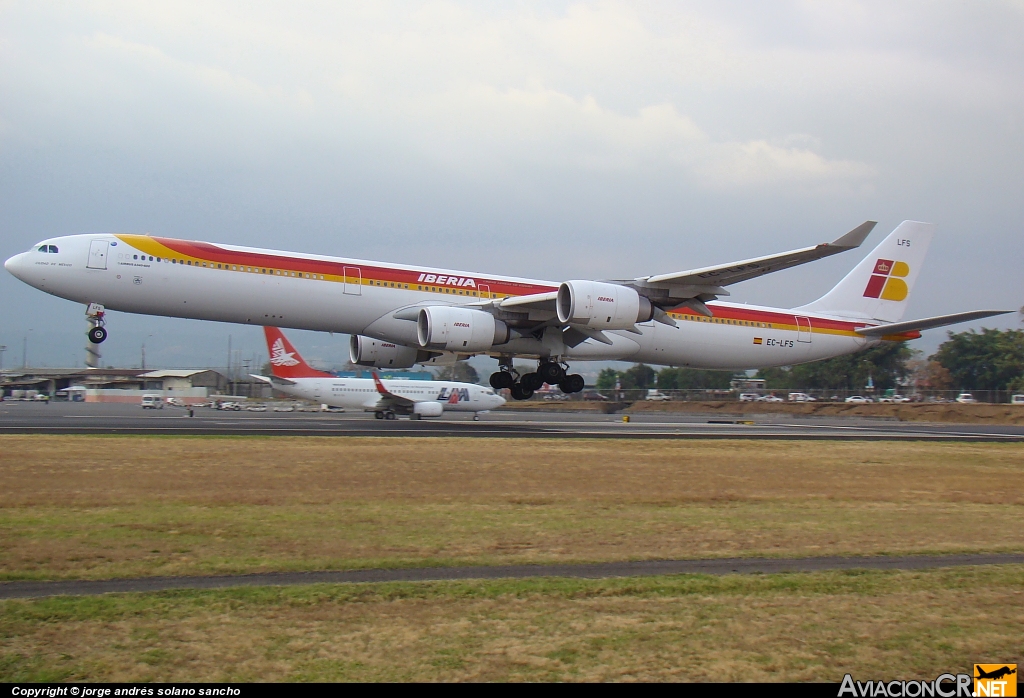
<box><xmin>828</xmin><ymin>221</ymin><xmax>876</xmax><ymax>250</ymax></box>
<box><xmin>370</xmin><ymin>371</ymin><xmax>391</xmax><ymax>396</ymax></box>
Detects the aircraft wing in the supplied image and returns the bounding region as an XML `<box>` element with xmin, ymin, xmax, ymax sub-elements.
<box><xmin>635</xmin><ymin>221</ymin><xmax>876</xmax><ymax>293</ymax></box>
<box><xmin>370</xmin><ymin>371</ymin><xmax>415</xmax><ymax>407</ymax></box>
<box><xmin>854</xmin><ymin>310</ymin><xmax>1014</xmax><ymax>337</ymax></box>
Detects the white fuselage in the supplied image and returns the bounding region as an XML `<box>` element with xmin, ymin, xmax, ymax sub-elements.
<box><xmin>4</xmin><ymin>233</ymin><xmax>888</xmax><ymax>370</ymax></box>
<box><xmin>262</xmin><ymin>375</ymin><xmax>504</xmax><ymax>412</ymax></box>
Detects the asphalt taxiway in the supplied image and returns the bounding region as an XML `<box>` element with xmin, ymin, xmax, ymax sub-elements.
<box><xmin>1</xmin><ymin>401</ymin><xmax>1023</xmax><ymax>440</ymax></box>
<box><xmin>2</xmin><ymin>553</ymin><xmax>1022</xmax><ymax>599</ymax></box>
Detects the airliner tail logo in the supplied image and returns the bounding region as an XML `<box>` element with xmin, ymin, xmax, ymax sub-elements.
<box><xmin>864</xmin><ymin>258</ymin><xmax>910</xmax><ymax>301</ymax></box>
<box><xmin>270</xmin><ymin>338</ymin><xmax>301</xmax><ymax>366</ymax></box>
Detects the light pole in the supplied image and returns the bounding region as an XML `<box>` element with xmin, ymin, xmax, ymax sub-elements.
<box><xmin>0</xmin><ymin>345</ymin><xmax>6</xmax><ymax>371</ymax></box>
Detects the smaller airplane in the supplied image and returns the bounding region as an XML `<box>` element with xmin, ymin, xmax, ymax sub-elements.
<box><xmin>252</xmin><ymin>326</ymin><xmax>505</xmax><ymax>420</ymax></box>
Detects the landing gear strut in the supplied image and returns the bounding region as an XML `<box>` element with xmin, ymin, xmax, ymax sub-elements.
<box><xmin>490</xmin><ymin>359</ymin><xmax>585</xmax><ymax>400</ymax></box>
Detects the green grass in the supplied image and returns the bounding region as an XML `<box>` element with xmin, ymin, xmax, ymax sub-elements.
<box><xmin>2</xmin><ymin>566</ymin><xmax>1022</xmax><ymax>681</ymax></box>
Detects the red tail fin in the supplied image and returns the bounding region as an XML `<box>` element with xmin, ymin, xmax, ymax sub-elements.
<box><xmin>262</xmin><ymin>327</ymin><xmax>333</xmax><ymax>379</ymax></box>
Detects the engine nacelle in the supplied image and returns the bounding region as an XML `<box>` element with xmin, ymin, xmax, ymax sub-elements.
<box><xmin>413</xmin><ymin>401</ymin><xmax>444</xmax><ymax>417</ymax></box>
<box><xmin>349</xmin><ymin>335</ymin><xmax>421</xmax><ymax>368</ymax></box>
<box><xmin>556</xmin><ymin>280</ymin><xmax>653</xmax><ymax>330</ymax></box>
<box><xmin>417</xmin><ymin>306</ymin><xmax>510</xmax><ymax>351</ymax></box>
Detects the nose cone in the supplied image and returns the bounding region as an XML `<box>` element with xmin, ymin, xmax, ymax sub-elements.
<box><xmin>494</xmin><ymin>393</ymin><xmax>507</xmax><ymax>408</ymax></box>
<box><xmin>4</xmin><ymin>252</ymin><xmax>29</xmax><ymax>281</ymax></box>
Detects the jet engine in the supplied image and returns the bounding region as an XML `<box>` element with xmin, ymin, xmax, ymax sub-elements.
<box><xmin>349</xmin><ymin>335</ymin><xmax>423</xmax><ymax>368</ymax></box>
<box><xmin>556</xmin><ymin>280</ymin><xmax>654</xmax><ymax>330</ymax></box>
<box><xmin>412</xmin><ymin>401</ymin><xmax>444</xmax><ymax>417</ymax></box>
<box><xmin>417</xmin><ymin>306</ymin><xmax>510</xmax><ymax>352</ymax></box>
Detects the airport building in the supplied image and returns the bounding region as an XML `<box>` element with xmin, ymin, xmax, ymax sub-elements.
<box><xmin>0</xmin><ymin>367</ymin><xmax>229</xmax><ymax>402</ymax></box>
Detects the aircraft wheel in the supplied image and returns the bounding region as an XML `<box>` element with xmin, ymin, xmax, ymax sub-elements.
<box><xmin>520</xmin><ymin>372</ymin><xmax>544</xmax><ymax>391</ymax></box>
<box><xmin>374</xmin><ymin>411</ymin><xmax>384</xmax><ymax>419</ymax></box>
<box><xmin>564</xmin><ymin>374</ymin><xmax>585</xmax><ymax>393</ymax></box>
<box><xmin>385</xmin><ymin>411</ymin><xmax>397</xmax><ymax>420</ymax></box>
<box><xmin>538</xmin><ymin>362</ymin><xmax>564</xmax><ymax>384</ymax></box>
<box><xmin>88</xmin><ymin>327</ymin><xmax>107</xmax><ymax>344</ymax></box>
<box><xmin>489</xmin><ymin>371</ymin><xmax>515</xmax><ymax>390</ymax></box>
<box><xmin>510</xmin><ymin>383</ymin><xmax>533</xmax><ymax>401</ymax></box>
<box><xmin>473</xmin><ymin>414</ymin><xmax>480</xmax><ymax>421</ymax></box>
<box><xmin>412</xmin><ymin>413</ymin><xmax>422</xmax><ymax>420</ymax></box>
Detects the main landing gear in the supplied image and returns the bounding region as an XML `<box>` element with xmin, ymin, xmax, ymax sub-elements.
<box><xmin>489</xmin><ymin>360</ymin><xmax>585</xmax><ymax>401</ymax></box>
<box><xmin>374</xmin><ymin>410</ymin><xmax>397</xmax><ymax>420</ymax></box>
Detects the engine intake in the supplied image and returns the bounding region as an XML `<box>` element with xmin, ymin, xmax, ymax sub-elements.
<box><xmin>556</xmin><ymin>280</ymin><xmax>653</xmax><ymax>330</ymax></box>
<box><xmin>417</xmin><ymin>306</ymin><xmax>510</xmax><ymax>351</ymax></box>
<box><xmin>349</xmin><ymin>336</ymin><xmax>424</xmax><ymax>368</ymax></box>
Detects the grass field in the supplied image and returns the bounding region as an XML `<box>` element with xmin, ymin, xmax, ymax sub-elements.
<box><xmin>2</xmin><ymin>567</ymin><xmax>1022</xmax><ymax>681</ymax></box>
<box><xmin>3</xmin><ymin>435</ymin><xmax>1022</xmax><ymax>682</ymax></box>
<box><xmin>2</xmin><ymin>436</ymin><xmax>1023</xmax><ymax>581</ymax></box>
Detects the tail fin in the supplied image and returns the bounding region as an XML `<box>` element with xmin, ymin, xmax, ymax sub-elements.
<box><xmin>795</xmin><ymin>220</ymin><xmax>934</xmax><ymax>322</ymax></box>
<box><xmin>262</xmin><ymin>327</ymin><xmax>334</xmax><ymax>379</ymax></box>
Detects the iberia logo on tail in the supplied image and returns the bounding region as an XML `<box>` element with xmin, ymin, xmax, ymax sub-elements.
<box><xmin>262</xmin><ymin>327</ymin><xmax>333</xmax><ymax>379</ymax></box>
<box><xmin>863</xmin><ymin>258</ymin><xmax>911</xmax><ymax>301</ymax></box>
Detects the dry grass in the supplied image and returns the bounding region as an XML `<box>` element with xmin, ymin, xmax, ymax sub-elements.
<box><xmin>2</xmin><ymin>566</ymin><xmax>1022</xmax><ymax>682</ymax></box>
<box><xmin>1</xmin><ymin>436</ymin><xmax>1023</xmax><ymax>580</ymax></box>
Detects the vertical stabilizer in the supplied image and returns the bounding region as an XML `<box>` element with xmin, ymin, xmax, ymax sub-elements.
<box><xmin>262</xmin><ymin>327</ymin><xmax>334</xmax><ymax>379</ymax></box>
<box><xmin>795</xmin><ymin>221</ymin><xmax>934</xmax><ymax>322</ymax></box>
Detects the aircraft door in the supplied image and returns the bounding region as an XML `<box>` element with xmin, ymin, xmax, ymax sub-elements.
<box><xmin>343</xmin><ymin>266</ymin><xmax>361</xmax><ymax>295</ymax></box>
<box><xmin>87</xmin><ymin>240</ymin><xmax>109</xmax><ymax>270</ymax></box>
<box><xmin>796</xmin><ymin>316</ymin><xmax>812</xmax><ymax>343</ymax></box>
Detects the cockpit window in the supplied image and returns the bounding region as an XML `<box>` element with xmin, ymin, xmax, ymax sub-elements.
<box><xmin>38</xmin><ymin>245</ymin><xmax>47</xmax><ymax>252</ymax></box>
<box><xmin>48</xmin><ymin>245</ymin><xmax>58</xmax><ymax>254</ymax></box>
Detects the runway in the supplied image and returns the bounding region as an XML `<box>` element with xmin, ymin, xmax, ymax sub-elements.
<box><xmin>1</xmin><ymin>401</ymin><xmax>1022</xmax><ymax>440</ymax></box>
<box><xmin>3</xmin><ymin>553</ymin><xmax>1022</xmax><ymax>599</ymax></box>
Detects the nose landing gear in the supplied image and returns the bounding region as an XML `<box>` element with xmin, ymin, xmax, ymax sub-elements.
<box><xmin>490</xmin><ymin>359</ymin><xmax>585</xmax><ymax>400</ymax></box>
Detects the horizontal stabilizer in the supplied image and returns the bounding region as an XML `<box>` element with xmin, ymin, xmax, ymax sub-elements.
<box><xmin>250</xmin><ymin>373</ymin><xmax>297</xmax><ymax>386</ymax></box>
<box><xmin>855</xmin><ymin>310</ymin><xmax>1013</xmax><ymax>337</ymax></box>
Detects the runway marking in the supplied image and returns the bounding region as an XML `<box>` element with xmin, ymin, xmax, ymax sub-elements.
<box><xmin>2</xmin><ymin>553</ymin><xmax>1022</xmax><ymax>599</ymax></box>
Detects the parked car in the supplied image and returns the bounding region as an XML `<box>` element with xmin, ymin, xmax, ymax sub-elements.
<box><xmin>955</xmin><ymin>393</ymin><xmax>977</xmax><ymax>404</ymax></box>
<box><xmin>646</xmin><ymin>389</ymin><xmax>671</xmax><ymax>401</ymax></box>
<box><xmin>246</xmin><ymin>404</ymin><xmax>267</xmax><ymax>412</ymax></box>
<box><xmin>141</xmin><ymin>394</ymin><xmax>164</xmax><ymax>409</ymax></box>
<box><xmin>738</xmin><ymin>393</ymin><xmax>761</xmax><ymax>402</ymax></box>
<box><xmin>320</xmin><ymin>404</ymin><xmax>345</xmax><ymax>412</ymax></box>
<box><xmin>844</xmin><ymin>396</ymin><xmax>872</xmax><ymax>404</ymax></box>
<box><xmin>273</xmin><ymin>404</ymin><xmax>296</xmax><ymax>412</ymax></box>
<box><xmin>758</xmin><ymin>394</ymin><xmax>784</xmax><ymax>403</ymax></box>
<box><xmin>787</xmin><ymin>392</ymin><xmax>816</xmax><ymax>402</ymax></box>
<box><xmin>582</xmin><ymin>391</ymin><xmax>609</xmax><ymax>401</ymax></box>
<box><xmin>1012</xmin><ymin>395</ymin><xmax>1024</xmax><ymax>405</ymax></box>
<box><xmin>217</xmin><ymin>401</ymin><xmax>242</xmax><ymax>411</ymax></box>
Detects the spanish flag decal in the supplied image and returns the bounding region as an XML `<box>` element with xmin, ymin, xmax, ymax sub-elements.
<box><xmin>753</xmin><ymin>337</ymin><xmax>763</xmax><ymax>345</ymax></box>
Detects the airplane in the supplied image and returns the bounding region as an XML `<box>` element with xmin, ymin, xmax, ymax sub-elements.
<box><xmin>252</xmin><ymin>326</ymin><xmax>505</xmax><ymax>419</ymax></box>
<box><xmin>4</xmin><ymin>220</ymin><xmax>1013</xmax><ymax>399</ymax></box>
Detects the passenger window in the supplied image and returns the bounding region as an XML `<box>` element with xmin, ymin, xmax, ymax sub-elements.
<box><xmin>48</xmin><ymin>245</ymin><xmax>59</xmax><ymax>253</ymax></box>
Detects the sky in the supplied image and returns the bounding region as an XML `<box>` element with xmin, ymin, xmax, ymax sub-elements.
<box><xmin>1</xmin><ymin>1</ymin><xmax>1022</xmax><ymax>376</ymax></box>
